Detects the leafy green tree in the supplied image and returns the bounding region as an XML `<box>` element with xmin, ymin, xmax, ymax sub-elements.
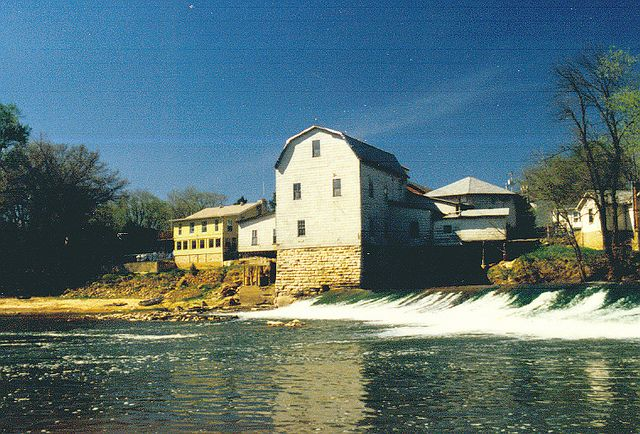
<box><xmin>234</xmin><ymin>196</ymin><xmax>247</xmax><ymax>205</ymax></box>
<box><xmin>524</xmin><ymin>153</ymin><xmax>593</xmax><ymax>281</ymax></box>
<box><xmin>167</xmin><ymin>186</ymin><xmax>226</xmax><ymax>218</ymax></box>
<box><xmin>0</xmin><ymin>103</ymin><xmax>30</xmax><ymax>152</ymax></box>
<box><xmin>111</xmin><ymin>190</ymin><xmax>170</xmax><ymax>231</ymax></box>
<box><xmin>0</xmin><ymin>139</ymin><xmax>126</xmax><ymax>293</ymax></box>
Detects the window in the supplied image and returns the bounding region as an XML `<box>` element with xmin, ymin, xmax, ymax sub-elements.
<box><xmin>251</xmin><ymin>230</ymin><xmax>258</xmax><ymax>246</ymax></box>
<box><xmin>231</xmin><ymin>238</ymin><xmax>237</xmax><ymax>249</ymax></box>
<box><xmin>209</xmin><ymin>239</ymin><xmax>214</xmax><ymax>248</ymax></box>
<box><xmin>199</xmin><ymin>239</ymin><xmax>205</xmax><ymax>249</ymax></box>
<box><xmin>588</xmin><ymin>209</ymin><xmax>594</xmax><ymax>224</ymax></box>
<box><xmin>312</xmin><ymin>140</ymin><xmax>320</xmax><ymax>157</ymax></box>
<box><xmin>273</xmin><ymin>228</ymin><xmax>277</xmax><ymax>244</ymax></box>
<box><xmin>225</xmin><ymin>239</ymin><xmax>230</xmax><ymax>249</ymax></box>
<box><xmin>202</xmin><ymin>221</ymin><xmax>207</xmax><ymax>232</ymax></box>
<box><xmin>227</xmin><ymin>219</ymin><xmax>233</xmax><ymax>232</ymax></box>
<box><xmin>293</xmin><ymin>183</ymin><xmax>301</xmax><ymax>200</ymax></box>
<box><xmin>178</xmin><ymin>224</ymin><xmax>182</xmax><ymax>235</ymax></box>
<box><xmin>443</xmin><ymin>225</ymin><xmax>453</xmax><ymax>234</ymax></box>
<box><xmin>215</xmin><ymin>238</ymin><xmax>221</xmax><ymax>248</ymax></box>
<box><xmin>182</xmin><ymin>240</ymin><xmax>188</xmax><ymax>250</ymax></box>
<box><xmin>368</xmin><ymin>178</ymin><xmax>374</xmax><ymax>198</ymax></box>
<box><xmin>573</xmin><ymin>211</ymin><xmax>580</xmax><ymax>223</ymax></box>
<box><xmin>214</xmin><ymin>219</ymin><xmax>219</xmax><ymax>231</ymax></box>
<box><xmin>384</xmin><ymin>185</ymin><xmax>389</xmax><ymax>200</ymax></box>
<box><xmin>176</xmin><ymin>241</ymin><xmax>182</xmax><ymax>250</ymax></box>
<box><xmin>191</xmin><ymin>240</ymin><xmax>197</xmax><ymax>249</ymax></box>
<box><xmin>333</xmin><ymin>178</ymin><xmax>342</xmax><ymax>197</ymax></box>
<box><xmin>409</xmin><ymin>221</ymin><xmax>420</xmax><ymax>238</ymax></box>
<box><xmin>189</xmin><ymin>222</ymin><xmax>195</xmax><ymax>234</ymax></box>
<box><xmin>297</xmin><ymin>219</ymin><xmax>306</xmax><ymax>237</ymax></box>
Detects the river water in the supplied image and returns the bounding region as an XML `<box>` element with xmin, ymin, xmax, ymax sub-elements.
<box><xmin>1</xmin><ymin>286</ymin><xmax>640</xmax><ymax>432</ymax></box>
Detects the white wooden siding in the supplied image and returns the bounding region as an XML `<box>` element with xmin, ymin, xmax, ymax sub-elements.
<box><xmin>359</xmin><ymin>164</ymin><xmax>407</xmax><ymax>245</ymax></box>
<box><xmin>238</xmin><ymin>213</ymin><xmax>276</xmax><ymax>253</ymax></box>
<box><xmin>433</xmin><ymin>217</ymin><xmax>508</xmax><ymax>246</ymax></box>
<box><xmin>275</xmin><ymin>130</ymin><xmax>362</xmax><ymax>249</ymax></box>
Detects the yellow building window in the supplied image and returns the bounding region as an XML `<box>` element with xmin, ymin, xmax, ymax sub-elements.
<box><xmin>182</xmin><ymin>240</ymin><xmax>188</xmax><ymax>250</ymax></box>
<box><xmin>202</xmin><ymin>221</ymin><xmax>207</xmax><ymax>232</ymax></box>
<box><xmin>189</xmin><ymin>222</ymin><xmax>195</xmax><ymax>234</ymax></box>
<box><xmin>191</xmin><ymin>240</ymin><xmax>196</xmax><ymax>249</ymax></box>
<box><xmin>208</xmin><ymin>239</ymin><xmax>214</xmax><ymax>248</ymax></box>
<box><xmin>178</xmin><ymin>224</ymin><xmax>182</xmax><ymax>235</ymax></box>
<box><xmin>215</xmin><ymin>238</ymin><xmax>221</xmax><ymax>247</ymax></box>
<box><xmin>199</xmin><ymin>239</ymin><xmax>205</xmax><ymax>249</ymax></box>
<box><xmin>214</xmin><ymin>219</ymin><xmax>219</xmax><ymax>231</ymax></box>
<box><xmin>175</xmin><ymin>241</ymin><xmax>181</xmax><ymax>250</ymax></box>
<box><xmin>227</xmin><ymin>219</ymin><xmax>233</xmax><ymax>232</ymax></box>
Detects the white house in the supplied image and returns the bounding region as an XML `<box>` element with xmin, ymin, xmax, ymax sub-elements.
<box><xmin>273</xmin><ymin>125</ymin><xmax>434</xmax><ymax>298</ymax></box>
<box><xmin>427</xmin><ymin>176</ymin><xmax>517</xmax><ymax>227</ymax></box>
<box><xmin>237</xmin><ymin>212</ymin><xmax>276</xmax><ymax>257</ymax></box>
<box><xmin>556</xmin><ymin>191</ymin><xmax>636</xmax><ymax>250</ymax></box>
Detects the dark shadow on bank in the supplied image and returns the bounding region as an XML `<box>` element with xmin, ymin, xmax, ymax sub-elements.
<box><xmin>361</xmin><ymin>242</ymin><xmax>510</xmax><ymax>290</ymax></box>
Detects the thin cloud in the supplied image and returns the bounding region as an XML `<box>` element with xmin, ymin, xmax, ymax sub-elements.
<box><xmin>344</xmin><ymin>68</ymin><xmax>499</xmax><ymax>138</ymax></box>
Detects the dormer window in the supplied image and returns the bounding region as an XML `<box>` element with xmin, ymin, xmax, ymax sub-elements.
<box><xmin>312</xmin><ymin>140</ymin><xmax>321</xmax><ymax>157</ymax></box>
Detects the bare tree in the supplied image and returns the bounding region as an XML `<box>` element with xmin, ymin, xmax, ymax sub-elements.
<box><xmin>554</xmin><ymin>48</ymin><xmax>639</xmax><ymax>277</ymax></box>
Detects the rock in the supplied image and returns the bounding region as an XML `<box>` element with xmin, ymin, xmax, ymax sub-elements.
<box><xmin>285</xmin><ymin>319</ymin><xmax>304</xmax><ymax>328</ymax></box>
<box><xmin>267</xmin><ymin>320</ymin><xmax>285</xmax><ymax>327</ymax></box>
<box><xmin>266</xmin><ymin>319</ymin><xmax>304</xmax><ymax>328</ymax></box>
<box><xmin>228</xmin><ymin>297</ymin><xmax>240</xmax><ymax>306</ymax></box>
<box><xmin>139</xmin><ymin>297</ymin><xmax>163</xmax><ymax>306</ymax></box>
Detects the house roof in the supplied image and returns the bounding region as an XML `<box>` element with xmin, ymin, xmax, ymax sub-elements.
<box><xmin>237</xmin><ymin>211</ymin><xmax>275</xmax><ymax>225</ymax></box>
<box><xmin>173</xmin><ymin>200</ymin><xmax>264</xmax><ymax>222</ymax></box>
<box><xmin>427</xmin><ymin>176</ymin><xmax>514</xmax><ymax>198</ymax></box>
<box><xmin>276</xmin><ymin>125</ymin><xmax>407</xmax><ymax>178</ymax></box>
<box><xmin>576</xmin><ymin>190</ymin><xmax>633</xmax><ymax>210</ymax></box>
<box><xmin>443</xmin><ymin>208</ymin><xmax>510</xmax><ymax>219</ymax></box>
<box><xmin>406</xmin><ymin>181</ymin><xmax>432</xmax><ymax>195</ymax></box>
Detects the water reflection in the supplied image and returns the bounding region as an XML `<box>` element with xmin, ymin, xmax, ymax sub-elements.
<box><xmin>2</xmin><ymin>318</ymin><xmax>640</xmax><ymax>432</ymax></box>
<box><xmin>268</xmin><ymin>341</ymin><xmax>367</xmax><ymax>431</ymax></box>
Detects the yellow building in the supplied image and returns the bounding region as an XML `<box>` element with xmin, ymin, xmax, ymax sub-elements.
<box><xmin>172</xmin><ymin>200</ymin><xmax>266</xmax><ymax>269</ymax></box>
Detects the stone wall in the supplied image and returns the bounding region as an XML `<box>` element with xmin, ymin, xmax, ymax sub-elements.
<box><xmin>275</xmin><ymin>245</ymin><xmax>362</xmax><ymax>305</ymax></box>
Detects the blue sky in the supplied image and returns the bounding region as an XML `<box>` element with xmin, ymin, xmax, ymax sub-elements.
<box><xmin>1</xmin><ymin>1</ymin><xmax>639</xmax><ymax>202</ymax></box>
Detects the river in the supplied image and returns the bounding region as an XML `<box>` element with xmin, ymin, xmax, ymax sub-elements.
<box><xmin>1</xmin><ymin>286</ymin><xmax>640</xmax><ymax>432</ymax></box>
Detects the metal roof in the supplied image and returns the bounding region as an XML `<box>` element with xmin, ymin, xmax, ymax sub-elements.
<box><xmin>443</xmin><ymin>207</ymin><xmax>511</xmax><ymax>219</ymax></box>
<box><xmin>173</xmin><ymin>200</ymin><xmax>264</xmax><ymax>221</ymax></box>
<box><xmin>427</xmin><ymin>176</ymin><xmax>514</xmax><ymax>197</ymax></box>
<box><xmin>276</xmin><ymin>125</ymin><xmax>407</xmax><ymax>178</ymax></box>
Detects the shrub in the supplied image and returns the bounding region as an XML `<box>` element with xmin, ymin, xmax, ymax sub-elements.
<box><xmin>189</xmin><ymin>263</ymin><xmax>198</xmax><ymax>276</ymax></box>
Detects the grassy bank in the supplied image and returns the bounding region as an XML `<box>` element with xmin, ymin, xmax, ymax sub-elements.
<box><xmin>487</xmin><ymin>245</ymin><xmax>609</xmax><ymax>285</ymax></box>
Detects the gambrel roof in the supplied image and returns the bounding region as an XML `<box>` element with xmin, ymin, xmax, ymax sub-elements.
<box><xmin>427</xmin><ymin>176</ymin><xmax>514</xmax><ymax>198</ymax></box>
<box><xmin>275</xmin><ymin>125</ymin><xmax>407</xmax><ymax>178</ymax></box>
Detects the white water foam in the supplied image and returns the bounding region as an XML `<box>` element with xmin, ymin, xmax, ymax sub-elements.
<box><xmin>241</xmin><ymin>289</ymin><xmax>640</xmax><ymax>340</ymax></box>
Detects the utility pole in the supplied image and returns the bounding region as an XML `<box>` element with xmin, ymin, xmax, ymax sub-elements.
<box><xmin>633</xmin><ymin>181</ymin><xmax>640</xmax><ymax>251</ymax></box>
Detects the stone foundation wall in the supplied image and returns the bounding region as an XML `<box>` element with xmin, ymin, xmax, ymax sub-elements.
<box><xmin>275</xmin><ymin>245</ymin><xmax>362</xmax><ymax>305</ymax></box>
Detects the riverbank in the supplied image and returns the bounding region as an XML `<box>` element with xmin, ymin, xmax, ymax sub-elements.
<box><xmin>0</xmin><ymin>285</ymin><xmax>496</xmax><ymax>319</ymax></box>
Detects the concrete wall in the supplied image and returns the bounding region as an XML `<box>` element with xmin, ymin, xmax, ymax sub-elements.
<box><xmin>275</xmin><ymin>129</ymin><xmax>362</xmax><ymax>249</ymax></box>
